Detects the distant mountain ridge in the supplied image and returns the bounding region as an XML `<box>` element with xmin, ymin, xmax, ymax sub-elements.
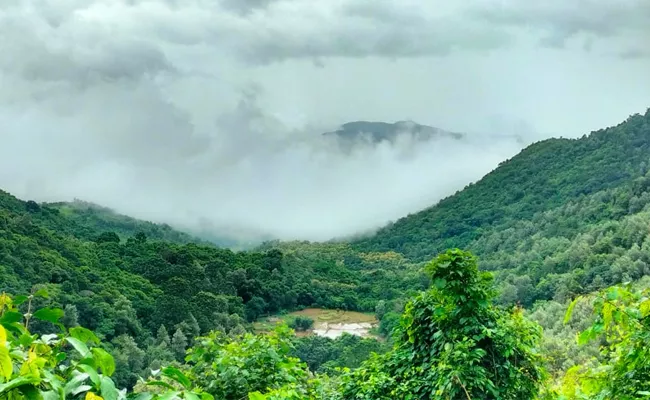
<box><xmin>323</xmin><ymin>120</ymin><xmax>464</xmax><ymax>145</ymax></box>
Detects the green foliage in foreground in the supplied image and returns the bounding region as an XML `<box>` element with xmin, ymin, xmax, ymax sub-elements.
<box><xmin>7</xmin><ymin>249</ymin><xmax>650</xmax><ymax>400</ymax></box>
<box><xmin>0</xmin><ymin>290</ymin><xmax>209</xmax><ymax>400</ymax></box>
<box><xmin>340</xmin><ymin>249</ymin><xmax>547</xmax><ymax>399</ymax></box>
<box><xmin>559</xmin><ymin>284</ymin><xmax>650</xmax><ymax>399</ymax></box>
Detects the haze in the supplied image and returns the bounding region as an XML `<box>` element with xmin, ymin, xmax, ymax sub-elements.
<box><xmin>1</xmin><ymin>0</ymin><xmax>649</xmax><ymax>242</ymax></box>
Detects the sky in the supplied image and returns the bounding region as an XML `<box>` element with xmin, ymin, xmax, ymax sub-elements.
<box><xmin>0</xmin><ymin>0</ymin><xmax>649</xmax><ymax>242</ymax></box>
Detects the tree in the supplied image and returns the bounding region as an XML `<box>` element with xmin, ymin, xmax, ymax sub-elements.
<box><xmin>289</xmin><ymin>316</ymin><xmax>314</xmax><ymax>332</ymax></box>
<box><xmin>156</xmin><ymin>325</ymin><xmax>171</xmax><ymax>347</ymax></box>
<box><xmin>96</xmin><ymin>231</ymin><xmax>121</xmax><ymax>244</ymax></box>
<box><xmin>374</xmin><ymin>300</ymin><xmax>387</xmax><ymax>320</ymax></box>
<box><xmin>186</xmin><ymin>325</ymin><xmax>312</xmax><ymax>400</ymax></box>
<box><xmin>62</xmin><ymin>304</ymin><xmax>79</xmax><ymax>328</ymax></box>
<box><xmin>245</xmin><ymin>296</ymin><xmax>267</xmax><ymax>322</ymax></box>
<box><xmin>341</xmin><ymin>249</ymin><xmax>547</xmax><ymax>399</ymax></box>
<box><xmin>172</xmin><ymin>328</ymin><xmax>188</xmax><ymax>362</ymax></box>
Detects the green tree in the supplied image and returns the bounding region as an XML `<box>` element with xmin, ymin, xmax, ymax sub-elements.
<box><xmin>341</xmin><ymin>249</ymin><xmax>547</xmax><ymax>399</ymax></box>
<box><xmin>186</xmin><ymin>325</ymin><xmax>312</xmax><ymax>399</ymax></box>
<box><xmin>171</xmin><ymin>328</ymin><xmax>188</xmax><ymax>362</ymax></box>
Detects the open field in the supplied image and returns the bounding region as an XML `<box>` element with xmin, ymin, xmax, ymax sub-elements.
<box><xmin>254</xmin><ymin>308</ymin><xmax>379</xmax><ymax>339</ymax></box>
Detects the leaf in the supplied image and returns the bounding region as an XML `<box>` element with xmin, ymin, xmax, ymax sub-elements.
<box><xmin>162</xmin><ymin>366</ymin><xmax>191</xmax><ymax>389</ymax></box>
<box><xmin>159</xmin><ymin>392</ymin><xmax>181</xmax><ymax>400</ymax></box>
<box><xmin>0</xmin><ymin>325</ymin><xmax>6</xmax><ymax>344</ymax></box>
<box><xmin>0</xmin><ymin>377</ymin><xmax>41</xmax><ymax>394</ymax></box>
<box><xmin>70</xmin><ymin>327</ymin><xmax>100</xmax><ymax>345</ymax></box>
<box><xmin>248</xmin><ymin>392</ymin><xmax>266</xmax><ymax>400</ymax></box>
<box><xmin>64</xmin><ymin>372</ymin><xmax>90</xmax><ymax>395</ymax></box>
<box><xmin>639</xmin><ymin>299</ymin><xmax>650</xmax><ymax>318</ymax></box>
<box><xmin>100</xmin><ymin>376</ymin><xmax>119</xmax><ymax>400</ymax></box>
<box><xmin>66</xmin><ymin>337</ymin><xmax>91</xmax><ymax>358</ymax></box>
<box><xmin>184</xmin><ymin>393</ymin><xmax>200</xmax><ymax>400</ymax></box>
<box><xmin>86</xmin><ymin>393</ymin><xmax>105</xmax><ymax>400</ymax></box>
<box><xmin>71</xmin><ymin>385</ymin><xmax>93</xmax><ymax>396</ymax></box>
<box><xmin>41</xmin><ymin>391</ymin><xmax>59</xmax><ymax>400</ymax></box>
<box><xmin>20</xmin><ymin>350</ymin><xmax>45</xmax><ymax>377</ymax></box>
<box><xmin>33</xmin><ymin>288</ymin><xmax>49</xmax><ymax>299</ymax></box>
<box><xmin>146</xmin><ymin>380</ymin><xmax>177</xmax><ymax>390</ymax></box>
<box><xmin>0</xmin><ymin>344</ymin><xmax>12</xmax><ymax>381</ymax></box>
<box><xmin>0</xmin><ymin>311</ymin><xmax>22</xmax><ymax>325</ymax></box>
<box><xmin>12</xmin><ymin>296</ymin><xmax>29</xmax><ymax>306</ymax></box>
<box><xmin>77</xmin><ymin>363</ymin><xmax>101</xmax><ymax>388</ymax></box>
<box><xmin>130</xmin><ymin>393</ymin><xmax>154</xmax><ymax>400</ymax></box>
<box><xmin>92</xmin><ymin>348</ymin><xmax>115</xmax><ymax>377</ymax></box>
<box><xmin>33</xmin><ymin>308</ymin><xmax>64</xmax><ymax>325</ymax></box>
<box><xmin>18</xmin><ymin>384</ymin><xmax>42</xmax><ymax>400</ymax></box>
<box><xmin>564</xmin><ymin>297</ymin><xmax>580</xmax><ymax>324</ymax></box>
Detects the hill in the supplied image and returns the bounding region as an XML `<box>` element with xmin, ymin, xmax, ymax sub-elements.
<box><xmin>323</xmin><ymin>120</ymin><xmax>463</xmax><ymax>146</ymax></box>
<box><xmin>40</xmin><ymin>200</ymin><xmax>207</xmax><ymax>244</ymax></box>
<box><xmin>357</xmin><ymin>109</ymin><xmax>650</xmax><ymax>304</ymax></box>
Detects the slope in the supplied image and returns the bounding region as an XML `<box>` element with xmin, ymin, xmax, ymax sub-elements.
<box><xmin>356</xmin><ymin>109</ymin><xmax>650</xmax><ymax>305</ymax></box>
<box><xmin>358</xmin><ymin>110</ymin><xmax>650</xmax><ymax>259</ymax></box>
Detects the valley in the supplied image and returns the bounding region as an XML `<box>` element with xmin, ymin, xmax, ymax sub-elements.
<box><xmin>1</xmin><ymin>109</ymin><xmax>650</xmax><ymax>399</ymax></box>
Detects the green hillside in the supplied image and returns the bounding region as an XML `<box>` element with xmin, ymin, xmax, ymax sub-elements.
<box><xmin>358</xmin><ymin>109</ymin><xmax>650</xmax><ymax>305</ymax></box>
<box><xmin>41</xmin><ymin>200</ymin><xmax>205</xmax><ymax>244</ymax></box>
<box><xmin>3</xmin><ymin>111</ymin><xmax>650</xmax><ymax>399</ymax></box>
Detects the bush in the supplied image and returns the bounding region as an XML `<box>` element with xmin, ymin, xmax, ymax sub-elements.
<box><xmin>290</xmin><ymin>316</ymin><xmax>315</xmax><ymax>331</ymax></box>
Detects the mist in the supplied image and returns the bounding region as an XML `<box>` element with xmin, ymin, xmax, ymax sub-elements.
<box><xmin>0</xmin><ymin>79</ymin><xmax>526</xmax><ymax>242</ymax></box>
<box><xmin>2</xmin><ymin>0</ymin><xmax>645</xmax><ymax>243</ymax></box>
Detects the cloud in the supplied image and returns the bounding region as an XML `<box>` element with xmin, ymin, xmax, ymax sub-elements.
<box><xmin>0</xmin><ymin>80</ymin><xmax>525</xmax><ymax>242</ymax></box>
<box><xmin>472</xmin><ymin>0</ymin><xmax>650</xmax><ymax>52</ymax></box>
<box><xmin>0</xmin><ymin>0</ymin><xmax>647</xmax><ymax>243</ymax></box>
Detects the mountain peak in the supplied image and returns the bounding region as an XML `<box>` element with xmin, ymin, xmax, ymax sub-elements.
<box><xmin>324</xmin><ymin>120</ymin><xmax>463</xmax><ymax>145</ymax></box>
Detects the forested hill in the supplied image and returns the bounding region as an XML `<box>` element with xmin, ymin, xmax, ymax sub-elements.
<box><xmin>358</xmin><ymin>109</ymin><xmax>650</xmax><ymax>260</ymax></box>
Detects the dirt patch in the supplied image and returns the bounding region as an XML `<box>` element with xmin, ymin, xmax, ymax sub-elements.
<box><xmin>255</xmin><ymin>308</ymin><xmax>379</xmax><ymax>339</ymax></box>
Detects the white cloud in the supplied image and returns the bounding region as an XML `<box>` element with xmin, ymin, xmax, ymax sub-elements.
<box><xmin>0</xmin><ymin>0</ymin><xmax>648</xmax><ymax>242</ymax></box>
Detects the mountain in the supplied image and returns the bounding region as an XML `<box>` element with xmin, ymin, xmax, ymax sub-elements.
<box><xmin>0</xmin><ymin>187</ymin><xmax>421</xmax><ymax>340</ymax></box>
<box><xmin>41</xmin><ymin>199</ymin><xmax>208</xmax><ymax>244</ymax></box>
<box><xmin>323</xmin><ymin>120</ymin><xmax>464</xmax><ymax>146</ymax></box>
<box><xmin>357</xmin><ymin>109</ymin><xmax>650</xmax><ymax>305</ymax></box>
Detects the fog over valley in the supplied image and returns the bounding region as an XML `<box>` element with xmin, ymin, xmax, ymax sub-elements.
<box><xmin>1</xmin><ymin>0</ymin><xmax>648</xmax><ymax>242</ymax></box>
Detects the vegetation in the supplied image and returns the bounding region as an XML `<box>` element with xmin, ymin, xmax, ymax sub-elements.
<box><xmin>357</xmin><ymin>110</ymin><xmax>650</xmax><ymax>306</ymax></box>
<box><xmin>289</xmin><ymin>316</ymin><xmax>314</xmax><ymax>332</ymax></box>
<box><xmin>3</xmin><ymin>109</ymin><xmax>650</xmax><ymax>398</ymax></box>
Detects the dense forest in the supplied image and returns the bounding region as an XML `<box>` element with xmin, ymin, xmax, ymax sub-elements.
<box><xmin>2</xmin><ymin>109</ymin><xmax>650</xmax><ymax>398</ymax></box>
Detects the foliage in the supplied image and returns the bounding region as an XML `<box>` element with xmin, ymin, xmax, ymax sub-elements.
<box><xmin>289</xmin><ymin>316</ymin><xmax>314</xmax><ymax>332</ymax></box>
<box><xmin>340</xmin><ymin>249</ymin><xmax>547</xmax><ymax>399</ymax></box>
<box><xmin>184</xmin><ymin>325</ymin><xmax>313</xmax><ymax>399</ymax></box>
<box><xmin>0</xmin><ymin>290</ymin><xmax>209</xmax><ymax>400</ymax></box>
<box><xmin>357</xmin><ymin>110</ymin><xmax>650</xmax><ymax>308</ymax></box>
<box><xmin>560</xmin><ymin>284</ymin><xmax>650</xmax><ymax>399</ymax></box>
<box><xmin>291</xmin><ymin>333</ymin><xmax>388</xmax><ymax>373</ymax></box>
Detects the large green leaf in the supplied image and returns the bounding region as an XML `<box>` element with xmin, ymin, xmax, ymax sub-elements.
<box><xmin>91</xmin><ymin>348</ymin><xmax>115</xmax><ymax>377</ymax></box>
<box><xmin>0</xmin><ymin>345</ymin><xmax>12</xmax><ymax>381</ymax></box>
<box><xmin>100</xmin><ymin>376</ymin><xmax>119</xmax><ymax>400</ymax></box>
<box><xmin>64</xmin><ymin>372</ymin><xmax>90</xmax><ymax>395</ymax></box>
<box><xmin>69</xmin><ymin>327</ymin><xmax>100</xmax><ymax>345</ymax></box>
<box><xmin>65</xmin><ymin>337</ymin><xmax>90</xmax><ymax>358</ymax></box>
<box><xmin>162</xmin><ymin>366</ymin><xmax>191</xmax><ymax>389</ymax></box>
<box><xmin>0</xmin><ymin>376</ymin><xmax>41</xmax><ymax>394</ymax></box>
<box><xmin>0</xmin><ymin>311</ymin><xmax>22</xmax><ymax>325</ymax></box>
<box><xmin>77</xmin><ymin>363</ymin><xmax>101</xmax><ymax>388</ymax></box>
<box><xmin>33</xmin><ymin>308</ymin><xmax>65</xmax><ymax>325</ymax></box>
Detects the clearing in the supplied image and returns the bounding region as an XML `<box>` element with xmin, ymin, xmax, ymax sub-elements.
<box><xmin>254</xmin><ymin>308</ymin><xmax>379</xmax><ymax>339</ymax></box>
